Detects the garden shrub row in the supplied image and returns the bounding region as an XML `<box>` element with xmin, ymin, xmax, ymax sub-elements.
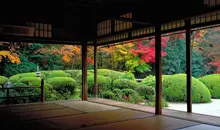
<box><xmin>1</xmin><ymin>69</ymin><xmax>218</xmax><ymax>105</ymax></box>
<box><xmin>141</xmin><ymin>74</ymin><xmax>212</xmax><ymax>103</ymax></box>
<box><xmin>199</xmin><ymin>74</ymin><xmax>220</xmax><ymax>99</ymax></box>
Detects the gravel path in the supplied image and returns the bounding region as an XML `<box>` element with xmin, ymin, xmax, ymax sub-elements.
<box><xmin>166</xmin><ymin>99</ymin><xmax>220</xmax><ymax>117</ymax></box>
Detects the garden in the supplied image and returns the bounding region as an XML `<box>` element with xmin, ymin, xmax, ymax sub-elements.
<box><xmin>1</xmin><ymin>27</ymin><xmax>220</xmax><ymax>116</ymax></box>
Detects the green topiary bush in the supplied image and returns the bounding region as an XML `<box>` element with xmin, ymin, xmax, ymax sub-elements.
<box><xmin>19</xmin><ymin>77</ymin><xmax>42</xmax><ymax>85</ymax></box>
<box><xmin>12</xmin><ymin>83</ymin><xmax>27</xmax><ymax>87</ymax></box>
<box><xmin>9</xmin><ymin>72</ymin><xmax>46</xmax><ymax>83</ymax></box>
<box><xmin>119</xmin><ymin>72</ymin><xmax>136</xmax><ymax>81</ymax></box>
<box><xmin>97</xmin><ymin>69</ymin><xmax>123</xmax><ymax>82</ymax></box>
<box><xmin>0</xmin><ymin>76</ymin><xmax>9</xmax><ymax>86</ymax></box>
<box><xmin>47</xmin><ymin>77</ymin><xmax>77</xmax><ymax>99</ymax></box>
<box><xmin>199</xmin><ymin>74</ymin><xmax>220</xmax><ymax>98</ymax></box>
<box><xmin>163</xmin><ymin>74</ymin><xmax>211</xmax><ymax>103</ymax></box>
<box><xmin>112</xmin><ymin>89</ymin><xmax>123</xmax><ymax>101</ymax></box>
<box><xmin>140</xmin><ymin>75</ymin><xmax>170</xmax><ymax>88</ymax></box>
<box><xmin>87</xmin><ymin>75</ymin><xmax>112</xmax><ymax>94</ymax></box>
<box><xmin>122</xmin><ymin>89</ymin><xmax>137</xmax><ymax>96</ymax></box>
<box><xmin>75</xmin><ymin>72</ymin><xmax>93</xmax><ymax>85</ymax></box>
<box><xmin>102</xmin><ymin>91</ymin><xmax>115</xmax><ymax>99</ymax></box>
<box><xmin>47</xmin><ymin>70</ymin><xmax>69</xmax><ymax>79</ymax></box>
<box><xmin>113</xmin><ymin>79</ymin><xmax>138</xmax><ymax>89</ymax></box>
<box><xmin>121</xmin><ymin>89</ymin><xmax>143</xmax><ymax>103</ymax></box>
<box><xmin>65</xmin><ymin>70</ymin><xmax>81</xmax><ymax>78</ymax></box>
<box><xmin>146</xmin><ymin>95</ymin><xmax>168</xmax><ymax>108</ymax></box>
<box><xmin>135</xmin><ymin>86</ymin><xmax>155</xmax><ymax>100</ymax></box>
<box><xmin>40</xmin><ymin>71</ymin><xmax>51</xmax><ymax>78</ymax></box>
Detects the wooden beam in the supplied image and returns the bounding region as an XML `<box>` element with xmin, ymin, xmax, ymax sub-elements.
<box><xmin>82</xmin><ymin>43</ymin><xmax>88</xmax><ymax>101</ymax></box>
<box><xmin>94</xmin><ymin>45</ymin><xmax>98</xmax><ymax>98</ymax></box>
<box><xmin>105</xmin><ymin>17</ymin><xmax>153</xmax><ymax>26</ymax></box>
<box><xmin>155</xmin><ymin>24</ymin><xmax>162</xmax><ymax>115</ymax></box>
<box><xmin>186</xmin><ymin>19</ymin><xmax>192</xmax><ymax>113</ymax></box>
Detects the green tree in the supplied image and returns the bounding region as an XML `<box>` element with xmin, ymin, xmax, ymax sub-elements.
<box><xmin>162</xmin><ymin>38</ymin><xmax>208</xmax><ymax>77</ymax></box>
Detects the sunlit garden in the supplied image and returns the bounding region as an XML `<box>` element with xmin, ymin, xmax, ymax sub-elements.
<box><xmin>1</xmin><ymin>27</ymin><xmax>220</xmax><ymax>116</ymax></box>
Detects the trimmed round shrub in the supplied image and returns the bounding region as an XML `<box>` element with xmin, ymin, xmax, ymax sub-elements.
<box><xmin>112</xmin><ymin>89</ymin><xmax>123</xmax><ymax>101</ymax></box>
<box><xmin>73</xmin><ymin>88</ymin><xmax>81</xmax><ymax>99</ymax></box>
<box><xmin>146</xmin><ymin>95</ymin><xmax>168</xmax><ymax>108</ymax></box>
<box><xmin>87</xmin><ymin>75</ymin><xmax>112</xmax><ymax>93</ymax></box>
<box><xmin>122</xmin><ymin>89</ymin><xmax>137</xmax><ymax>96</ymax></box>
<box><xmin>9</xmin><ymin>72</ymin><xmax>46</xmax><ymax>83</ymax></box>
<box><xmin>97</xmin><ymin>69</ymin><xmax>123</xmax><ymax>82</ymax></box>
<box><xmin>163</xmin><ymin>74</ymin><xmax>211</xmax><ymax>103</ymax></box>
<box><xmin>122</xmin><ymin>89</ymin><xmax>143</xmax><ymax>103</ymax></box>
<box><xmin>113</xmin><ymin>88</ymin><xmax>123</xmax><ymax>96</ymax></box>
<box><xmin>119</xmin><ymin>72</ymin><xmax>136</xmax><ymax>81</ymax></box>
<box><xmin>75</xmin><ymin>72</ymin><xmax>93</xmax><ymax>84</ymax></box>
<box><xmin>65</xmin><ymin>70</ymin><xmax>81</xmax><ymax>78</ymax></box>
<box><xmin>102</xmin><ymin>91</ymin><xmax>115</xmax><ymax>99</ymax></box>
<box><xmin>40</xmin><ymin>71</ymin><xmax>51</xmax><ymax>78</ymax></box>
<box><xmin>135</xmin><ymin>86</ymin><xmax>155</xmax><ymax>100</ymax></box>
<box><xmin>199</xmin><ymin>74</ymin><xmax>220</xmax><ymax>98</ymax></box>
<box><xmin>19</xmin><ymin>77</ymin><xmax>42</xmax><ymax>85</ymax></box>
<box><xmin>0</xmin><ymin>76</ymin><xmax>9</xmax><ymax>85</ymax></box>
<box><xmin>141</xmin><ymin>75</ymin><xmax>170</xmax><ymax>88</ymax></box>
<box><xmin>12</xmin><ymin>83</ymin><xmax>27</xmax><ymax>87</ymax></box>
<box><xmin>28</xmin><ymin>81</ymin><xmax>52</xmax><ymax>100</ymax></box>
<box><xmin>47</xmin><ymin>77</ymin><xmax>77</xmax><ymax>96</ymax></box>
<box><xmin>47</xmin><ymin>70</ymin><xmax>69</xmax><ymax>79</ymax></box>
<box><xmin>113</xmin><ymin>79</ymin><xmax>138</xmax><ymax>89</ymax></box>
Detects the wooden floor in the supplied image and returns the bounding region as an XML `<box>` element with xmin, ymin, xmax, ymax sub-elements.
<box><xmin>1</xmin><ymin>100</ymin><xmax>220</xmax><ymax>130</ymax></box>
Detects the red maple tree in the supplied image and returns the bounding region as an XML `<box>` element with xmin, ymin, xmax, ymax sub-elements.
<box><xmin>130</xmin><ymin>37</ymin><xmax>168</xmax><ymax>63</ymax></box>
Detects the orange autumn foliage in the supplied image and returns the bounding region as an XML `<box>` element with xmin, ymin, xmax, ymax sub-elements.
<box><xmin>0</xmin><ymin>51</ymin><xmax>21</xmax><ymax>64</ymax></box>
<box><xmin>39</xmin><ymin>45</ymin><xmax>94</xmax><ymax>65</ymax></box>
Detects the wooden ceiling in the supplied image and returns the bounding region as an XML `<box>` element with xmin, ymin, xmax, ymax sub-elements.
<box><xmin>0</xmin><ymin>0</ymin><xmax>220</xmax><ymax>45</ymax></box>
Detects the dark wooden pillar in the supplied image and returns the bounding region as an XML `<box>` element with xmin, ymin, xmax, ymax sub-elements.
<box><xmin>186</xmin><ymin>19</ymin><xmax>192</xmax><ymax>113</ymax></box>
<box><xmin>41</xmin><ymin>79</ymin><xmax>44</xmax><ymax>103</ymax></box>
<box><xmin>94</xmin><ymin>45</ymin><xmax>98</xmax><ymax>98</ymax></box>
<box><xmin>155</xmin><ymin>24</ymin><xmax>162</xmax><ymax>115</ymax></box>
<box><xmin>82</xmin><ymin>43</ymin><xmax>88</xmax><ymax>101</ymax></box>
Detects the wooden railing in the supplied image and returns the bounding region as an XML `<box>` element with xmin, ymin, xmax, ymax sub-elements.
<box><xmin>0</xmin><ymin>79</ymin><xmax>44</xmax><ymax>105</ymax></box>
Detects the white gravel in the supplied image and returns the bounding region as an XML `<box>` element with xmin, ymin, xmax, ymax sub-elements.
<box><xmin>166</xmin><ymin>99</ymin><xmax>220</xmax><ymax>117</ymax></box>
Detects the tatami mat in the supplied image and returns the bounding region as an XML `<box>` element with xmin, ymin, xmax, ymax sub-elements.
<box><xmin>178</xmin><ymin>124</ymin><xmax>220</xmax><ymax>130</ymax></box>
<box><xmin>45</xmin><ymin>109</ymin><xmax>153</xmax><ymax>130</ymax></box>
<box><xmin>0</xmin><ymin>103</ymin><xmax>64</xmax><ymax>113</ymax></box>
<box><xmin>56</xmin><ymin>101</ymin><xmax>120</xmax><ymax>112</ymax></box>
<box><xmin>6</xmin><ymin>120</ymin><xmax>59</xmax><ymax>130</ymax></box>
<box><xmin>12</xmin><ymin>108</ymin><xmax>84</xmax><ymax>121</ymax></box>
<box><xmin>77</xmin><ymin>116</ymin><xmax>200</xmax><ymax>130</ymax></box>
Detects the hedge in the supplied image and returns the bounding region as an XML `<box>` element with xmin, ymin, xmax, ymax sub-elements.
<box><xmin>47</xmin><ymin>70</ymin><xmax>69</xmax><ymax>79</ymax></box>
<box><xmin>47</xmin><ymin>77</ymin><xmax>77</xmax><ymax>99</ymax></box>
<box><xmin>19</xmin><ymin>77</ymin><xmax>42</xmax><ymax>85</ymax></box>
<box><xmin>97</xmin><ymin>69</ymin><xmax>123</xmax><ymax>82</ymax></box>
<box><xmin>141</xmin><ymin>75</ymin><xmax>170</xmax><ymax>88</ymax></box>
<box><xmin>75</xmin><ymin>72</ymin><xmax>93</xmax><ymax>85</ymax></box>
<box><xmin>135</xmin><ymin>86</ymin><xmax>155</xmax><ymax>100</ymax></box>
<box><xmin>87</xmin><ymin>75</ymin><xmax>112</xmax><ymax>94</ymax></box>
<box><xmin>0</xmin><ymin>76</ymin><xmax>9</xmax><ymax>86</ymax></box>
<box><xmin>65</xmin><ymin>70</ymin><xmax>81</xmax><ymax>78</ymax></box>
<box><xmin>121</xmin><ymin>89</ymin><xmax>143</xmax><ymax>103</ymax></box>
<box><xmin>102</xmin><ymin>91</ymin><xmax>115</xmax><ymax>99</ymax></box>
<box><xmin>113</xmin><ymin>79</ymin><xmax>138</xmax><ymax>89</ymax></box>
<box><xmin>112</xmin><ymin>89</ymin><xmax>123</xmax><ymax>101</ymax></box>
<box><xmin>163</xmin><ymin>74</ymin><xmax>211</xmax><ymax>103</ymax></box>
<box><xmin>199</xmin><ymin>74</ymin><xmax>220</xmax><ymax>98</ymax></box>
<box><xmin>9</xmin><ymin>72</ymin><xmax>46</xmax><ymax>83</ymax></box>
<box><xmin>119</xmin><ymin>72</ymin><xmax>136</xmax><ymax>81</ymax></box>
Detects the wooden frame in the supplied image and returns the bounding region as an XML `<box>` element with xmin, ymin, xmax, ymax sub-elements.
<box><xmin>186</xmin><ymin>19</ymin><xmax>192</xmax><ymax>113</ymax></box>
<box><xmin>155</xmin><ymin>24</ymin><xmax>162</xmax><ymax>115</ymax></box>
<box><xmin>82</xmin><ymin>43</ymin><xmax>88</xmax><ymax>101</ymax></box>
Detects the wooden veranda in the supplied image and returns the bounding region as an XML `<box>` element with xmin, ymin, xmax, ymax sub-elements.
<box><xmin>1</xmin><ymin>0</ymin><xmax>220</xmax><ymax>116</ymax></box>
